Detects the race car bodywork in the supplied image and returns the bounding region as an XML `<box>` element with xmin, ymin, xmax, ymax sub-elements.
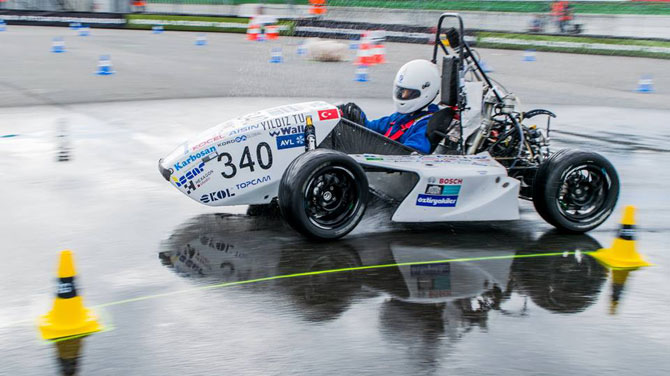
<box><xmin>159</xmin><ymin>101</ymin><xmax>520</xmax><ymax>224</ymax></box>
<box><xmin>160</xmin><ymin>13</ymin><xmax>619</xmax><ymax>239</ymax></box>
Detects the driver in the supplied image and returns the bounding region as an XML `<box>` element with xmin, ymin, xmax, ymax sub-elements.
<box><xmin>338</xmin><ymin>59</ymin><xmax>440</xmax><ymax>154</ymax></box>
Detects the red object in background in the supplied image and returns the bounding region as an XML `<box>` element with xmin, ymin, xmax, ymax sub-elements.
<box><xmin>309</xmin><ymin>0</ymin><xmax>327</xmax><ymax>15</ymax></box>
<box><xmin>318</xmin><ymin>109</ymin><xmax>339</xmax><ymax>121</ymax></box>
<box><xmin>632</xmin><ymin>0</ymin><xmax>670</xmax><ymax>2</ymax></box>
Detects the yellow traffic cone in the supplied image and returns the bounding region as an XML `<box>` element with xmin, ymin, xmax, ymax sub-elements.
<box><xmin>609</xmin><ymin>269</ymin><xmax>631</xmax><ymax>315</ymax></box>
<box><xmin>590</xmin><ymin>206</ymin><xmax>652</xmax><ymax>269</ymax></box>
<box><xmin>54</xmin><ymin>336</ymin><xmax>86</xmax><ymax>375</ymax></box>
<box><xmin>38</xmin><ymin>250</ymin><xmax>102</xmax><ymax>340</ymax></box>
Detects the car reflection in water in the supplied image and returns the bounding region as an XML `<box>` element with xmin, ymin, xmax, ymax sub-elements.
<box><xmin>159</xmin><ymin>213</ymin><xmax>608</xmax><ymax>346</ymax></box>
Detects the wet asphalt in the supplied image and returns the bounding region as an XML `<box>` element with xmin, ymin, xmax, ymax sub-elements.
<box><xmin>1</xmin><ymin>26</ymin><xmax>669</xmax><ymax>375</ymax></box>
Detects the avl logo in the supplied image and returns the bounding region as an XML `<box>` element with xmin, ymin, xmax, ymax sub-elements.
<box><xmin>276</xmin><ymin>133</ymin><xmax>305</xmax><ymax>150</ymax></box>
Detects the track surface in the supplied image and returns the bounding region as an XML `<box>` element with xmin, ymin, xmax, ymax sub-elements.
<box><xmin>1</xmin><ymin>27</ymin><xmax>669</xmax><ymax>375</ymax></box>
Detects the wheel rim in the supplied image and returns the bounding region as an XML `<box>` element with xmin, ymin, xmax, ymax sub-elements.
<box><xmin>304</xmin><ymin>165</ymin><xmax>360</xmax><ymax>230</ymax></box>
<box><xmin>555</xmin><ymin>164</ymin><xmax>613</xmax><ymax>223</ymax></box>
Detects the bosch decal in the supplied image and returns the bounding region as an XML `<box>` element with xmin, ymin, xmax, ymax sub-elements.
<box><xmin>174</xmin><ymin>147</ymin><xmax>216</xmax><ymax>171</ymax></box>
<box><xmin>200</xmin><ymin>188</ymin><xmax>236</xmax><ymax>203</ymax></box>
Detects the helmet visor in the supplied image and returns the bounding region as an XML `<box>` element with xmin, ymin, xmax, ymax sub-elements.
<box><xmin>394</xmin><ymin>86</ymin><xmax>421</xmax><ymax>101</ymax></box>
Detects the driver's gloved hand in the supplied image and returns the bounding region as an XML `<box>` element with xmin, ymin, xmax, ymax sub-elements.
<box><xmin>337</xmin><ymin>102</ymin><xmax>364</xmax><ymax>124</ymax></box>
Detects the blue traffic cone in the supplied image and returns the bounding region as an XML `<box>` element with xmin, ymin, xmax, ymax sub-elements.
<box><xmin>297</xmin><ymin>41</ymin><xmax>307</xmax><ymax>56</ymax></box>
<box><xmin>635</xmin><ymin>75</ymin><xmax>654</xmax><ymax>93</ymax></box>
<box><xmin>95</xmin><ymin>55</ymin><xmax>115</xmax><ymax>76</ymax></box>
<box><xmin>354</xmin><ymin>64</ymin><xmax>369</xmax><ymax>82</ymax></box>
<box><xmin>478</xmin><ymin>59</ymin><xmax>493</xmax><ymax>73</ymax></box>
<box><xmin>152</xmin><ymin>25</ymin><xmax>164</xmax><ymax>34</ymax></box>
<box><xmin>51</xmin><ymin>37</ymin><xmax>65</xmax><ymax>53</ymax></box>
<box><xmin>270</xmin><ymin>47</ymin><xmax>283</xmax><ymax>63</ymax></box>
<box><xmin>69</xmin><ymin>22</ymin><xmax>81</xmax><ymax>30</ymax></box>
<box><xmin>522</xmin><ymin>49</ymin><xmax>536</xmax><ymax>62</ymax></box>
<box><xmin>0</xmin><ymin>20</ymin><xmax>6</xmax><ymax>32</ymax></box>
<box><xmin>78</xmin><ymin>26</ymin><xmax>90</xmax><ymax>37</ymax></box>
<box><xmin>195</xmin><ymin>34</ymin><xmax>207</xmax><ymax>46</ymax></box>
<box><xmin>349</xmin><ymin>36</ymin><xmax>359</xmax><ymax>50</ymax></box>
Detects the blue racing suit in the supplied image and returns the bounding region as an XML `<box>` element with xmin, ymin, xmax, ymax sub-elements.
<box><xmin>361</xmin><ymin>104</ymin><xmax>439</xmax><ymax>154</ymax></box>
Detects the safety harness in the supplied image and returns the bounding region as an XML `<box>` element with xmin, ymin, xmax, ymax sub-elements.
<box><xmin>383</xmin><ymin>112</ymin><xmax>434</xmax><ymax>141</ymax></box>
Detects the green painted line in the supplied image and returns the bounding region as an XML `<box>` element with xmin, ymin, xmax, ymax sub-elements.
<box><xmin>0</xmin><ymin>251</ymin><xmax>592</xmax><ymax>332</ymax></box>
<box><xmin>94</xmin><ymin>251</ymin><xmax>591</xmax><ymax>309</ymax></box>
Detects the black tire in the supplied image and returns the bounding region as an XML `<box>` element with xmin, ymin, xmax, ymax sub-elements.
<box><xmin>533</xmin><ymin>149</ymin><xmax>619</xmax><ymax>232</ymax></box>
<box><xmin>279</xmin><ymin>149</ymin><xmax>368</xmax><ymax>240</ymax></box>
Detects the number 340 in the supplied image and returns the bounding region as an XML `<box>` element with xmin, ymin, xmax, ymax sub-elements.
<box><xmin>217</xmin><ymin>142</ymin><xmax>273</xmax><ymax>179</ymax></box>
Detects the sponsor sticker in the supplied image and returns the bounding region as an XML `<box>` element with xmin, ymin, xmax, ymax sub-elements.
<box><xmin>317</xmin><ymin>108</ymin><xmax>339</xmax><ymax>121</ymax></box>
<box><xmin>276</xmin><ymin>133</ymin><xmax>305</xmax><ymax>150</ymax></box>
<box><xmin>173</xmin><ymin>147</ymin><xmax>216</xmax><ymax>171</ymax></box>
<box><xmin>416</xmin><ymin>194</ymin><xmax>459</xmax><ymax>207</ymax></box>
<box><xmin>200</xmin><ymin>188</ymin><xmax>236</xmax><ymax>203</ymax></box>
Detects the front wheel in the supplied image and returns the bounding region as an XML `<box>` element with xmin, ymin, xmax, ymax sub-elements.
<box><xmin>279</xmin><ymin>149</ymin><xmax>368</xmax><ymax>240</ymax></box>
<box><xmin>532</xmin><ymin>149</ymin><xmax>619</xmax><ymax>232</ymax></box>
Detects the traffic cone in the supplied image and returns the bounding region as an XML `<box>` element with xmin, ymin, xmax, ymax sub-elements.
<box><xmin>0</xmin><ymin>20</ymin><xmax>6</xmax><ymax>32</ymax></box>
<box><xmin>69</xmin><ymin>22</ymin><xmax>81</xmax><ymax>30</ymax></box>
<box><xmin>522</xmin><ymin>49</ymin><xmax>536</xmax><ymax>62</ymax></box>
<box><xmin>609</xmin><ymin>269</ymin><xmax>631</xmax><ymax>315</ymax></box>
<box><xmin>354</xmin><ymin>43</ymin><xmax>374</xmax><ymax>66</ymax></box>
<box><xmin>269</xmin><ymin>47</ymin><xmax>283</xmax><ymax>63</ymax></box>
<box><xmin>95</xmin><ymin>55</ymin><xmax>115</xmax><ymax>76</ymax></box>
<box><xmin>51</xmin><ymin>37</ymin><xmax>66</xmax><ymax>53</ymax></box>
<box><xmin>372</xmin><ymin>44</ymin><xmax>386</xmax><ymax>64</ymax></box>
<box><xmin>590</xmin><ymin>206</ymin><xmax>652</xmax><ymax>269</ymax></box>
<box><xmin>349</xmin><ymin>36</ymin><xmax>359</xmax><ymax>50</ymax></box>
<box><xmin>38</xmin><ymin>250</ymin><xmax>103</xmax><ymax>340</ymax></box>
<box><xmin>354</xmin><ymin>64</ymin><xmax>369</xmax><ymax>82</ymax></box>
<box><xmin>297</xmin><ymin>41</ymin><xmax>307</xmax><ymax>56</ymax></box>
<box><xmin>195</xmin><ymin>34</ymin><xmax>207</xmax><ymax>46</ymax></box>
<box><xmin>635</xmin><ymin>75</ymin><xmax>654</xmax><ymax>93</ymax></box>
<box><xmin>78</xmin><ymin>26</ymin><xmax>90</xmax><ymax>37</ymax></box>
<box><xmin>152</xmin><ymin>25</ymin><xmax>164</xmax><ymax>34</ymax></box>
<box><xmin>266</xmin><ymin>25</ymin><xmax>279</xmax><ymax>40</ymax></box>
<box><xmin>54</xmin><ymin>336</ymin><xmax>86</xmax><ymax>376</ymax></box>
<box><xmin>246</xmin><ymin>24</ymin><xmax>259</xmax><ymax>41</ymax></box>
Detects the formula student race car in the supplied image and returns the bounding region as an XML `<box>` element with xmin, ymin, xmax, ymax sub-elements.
<box><xmin>158</xmin><ymin>13</ymin><xmax>619</xmax><ymax>240</ymax></box>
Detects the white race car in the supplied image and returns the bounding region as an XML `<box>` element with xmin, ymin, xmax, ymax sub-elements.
<box><xmin>158</xmin><ymin>14</ymin><xmax>619</xmax><ymax>240</ymax></box>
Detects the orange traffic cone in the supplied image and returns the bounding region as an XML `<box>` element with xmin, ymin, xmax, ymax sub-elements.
<box><xmin>266</xmin><ymin>25</ymin><xmax>279</xmax><ymax>40</ymax></box>
<box><xmin>354</xmin><ymin>43</ymin><xmax>374</xmax><ymax>66</ymax></box>
<box><xmin>590</xmin><ymin>206</ymin><xmax>652</xmax><ymax>269</ymax></box>
<box><xmin>246</xmin><ymin>24</ymin><xmax>259</xmax><ymax>41</ymax></box>
<box><xmin>372</xmin><ymin>44</ymin><xmax>386</xmax><ymax>64</ymax></box>
<box><xmin>38</xmin><ymin>250</ymin><xmax>102</xmax><ymax>340</ymax></box>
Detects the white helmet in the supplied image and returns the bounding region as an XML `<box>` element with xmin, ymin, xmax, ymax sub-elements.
<box><xmin>392</xmin><ymin>59</ymin><xmax>440</xmax><ymax>114</ymax></box>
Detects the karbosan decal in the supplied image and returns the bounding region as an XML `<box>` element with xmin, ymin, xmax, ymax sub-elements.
<box><xmin>236</xmin><ymin>175</ymin><xmax>271</xmax><ymax>190</ymax></box>
<box><xmin>200</xmin><ymin>188</ymin><xmax>236</xmax><ymax>203</ymax></box>
<box><xmin>174</xmin><ymin>147</ymin><xmax>216</xmax><ymax>171</ymax></box>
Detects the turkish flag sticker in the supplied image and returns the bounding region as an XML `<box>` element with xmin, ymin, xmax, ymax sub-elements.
<box><xmin>318</xmin><ymin>108</ymin><xmax>340</xmax><ymax>121</ymax></box>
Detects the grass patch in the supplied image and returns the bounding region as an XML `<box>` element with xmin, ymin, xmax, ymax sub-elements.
<box><xmin>125</xmin><ymin>14</ymin><xmax>294</xmax><ymax>34</ymax></box>
<box><xmin>478</xmin><ymin>31</ymin><xmax>670</xmax><ymax>48</ymax></box>
<box><xmin>476</xmin><ymin>31</ymin><xmax>670</xmax><ymax>59</ymax></box>
<box><xmin>146</xmin><ymin>0</ymin><xmax>670</xmax><ymax>16</ymax></box>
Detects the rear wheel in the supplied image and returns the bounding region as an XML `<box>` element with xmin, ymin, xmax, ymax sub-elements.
<box><xmin>279</xmin><ymin>149</ymin><xmax>368</xmax><ymax>240</ymax></box>
<box><xmin>533</xmin><ymin>149</ymin><xmax>619</xmax><ymax>232</ymax></box>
